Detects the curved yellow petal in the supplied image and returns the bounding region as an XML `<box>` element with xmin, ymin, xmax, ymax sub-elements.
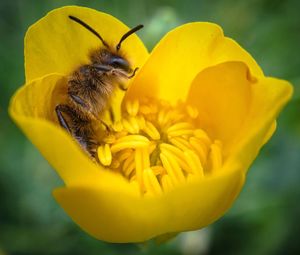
<box><xmin>125</xmin><ymin>22</ymin><xmax>262</xmax><ymax>104</ymax></box>
<box><xmin>230</xmin><ymin>76</ymin><xmax>292</xmax><ymax>170</ymax></box>
<box><xmin>53</xmin><ymin>164</ymin><xmax>245</xmax><ymax>243</ymax></box>
<box><xmin>186</xmin><ymin>61</ymin><xmax>293</xmax><ymax>169</ymax></box>
<box><xmin>187</xmin><ymin>62</ymin><xmax>254</xmax><ymax>149</ymax></box>
<box><xmin>25</xmin><ymin>6</ymin><xmax>148</xmax><ymax>82</ymax></box>
<box><xmin>8</xmin><ymin>73</ymin><xmax>136</xmax><ymax>189</ymax></box>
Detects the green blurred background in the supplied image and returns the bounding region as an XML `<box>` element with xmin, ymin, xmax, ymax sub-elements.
<box><xmin>1</xmin><ymin>0</ymin><xmax>299</xmax><ymax>254</ymax></box>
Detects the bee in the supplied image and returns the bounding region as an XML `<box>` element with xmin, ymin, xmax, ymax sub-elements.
<box><xmin>55</xmin><ymin>15</ymin><xmax>143</xmax><ymax>158</ymax></box>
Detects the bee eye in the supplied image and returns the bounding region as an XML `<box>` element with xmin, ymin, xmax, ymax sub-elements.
<box><xmin>109</xmin><ymin>56</ymin><xmax>131</xmax><ymax>72</ymax></box>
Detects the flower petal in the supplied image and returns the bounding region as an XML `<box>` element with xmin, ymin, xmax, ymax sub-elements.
<box><xmin>125</xmin><ymin>22</ymin><xmax>262</xmax><ymax>104</ymax></box>
<box><xmin>53</xmin><ymin>165</ymin><xmax>245</xmax><ymax>243</ymax></box>
<box><xmin>25</xmin><ymin>6</ymin><xmax>148</xmax><ymax>82</ymax></box>
<box><xmin>230</xmin><ymin>76</ymin><xmax>292</xmax><ymax>170</ymax></box>
<box><xmin>186</xmin><ymin>61</ymin><xmax>293</xmax><ymax>169</ymax></box>
<box><xmin>9</xmin><ymin>73</ymin><xmax>131</xmax><ymax>186</ymax></box>
<box><xmin>187</xmin><ymin>62</ymin><xmax>253</xmax><ymax>149</ymax></box>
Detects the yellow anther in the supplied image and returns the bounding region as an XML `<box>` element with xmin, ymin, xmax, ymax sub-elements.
<box><xmin>167</xmin><ymin>128</ymin><xmax>194</xmax><ymax>138</ymax></box>
<box><xmin>111</xmin><ymin>135</ymin><xmax>149</xmax><ymax>153</ymax></box>
<box><xmin>142</xmin><ymin>121</ymin><xmax>160</xmax><ymax>140</ymax></box>
<box><xmin>160</xmin><ymin>152</ymin><xmax>185</xmax><ymax>185</ymax></box>
<box><xmin>149</xmin><ymin>141</ymin><xmax>157</xmax><ymax>154</ymax></box>
<box><xmin>169</xmin><ymin>110</ymin><xmax>185</xmax><ymax>122</ymax></box>
<box><xmin>128</xmin><ymin>116</ymin><xmax>140</xmax><ymax>133</ymax></box>
<box><xmin>140</xmin><ymin>104</ymin><xmax>157</xmax><ymax>115</ymax></box>
<box><xmin>129</xmin><ymin>175</ymin><xmax>137</xmax><ymax>183</ymax></box>
<box><xmin>117</xmin><ymin>148</ymin><xmax>132</xmax><ymax>163</ymax></box>
<box><xmin>184</xmin><ymin>150</ymin><xmax>204</xmax><ymax>177</ymax></box>
<box><xmin>142</xmin><ymin>147</ymin><xmax>150</xmax><ymax>170</ymax></box>
<box><xmin>135</xmin><ymin>148</ymin><xmax>144</xmax><ymax>191</ymax></box>
<box><xmin>110</xmin><ymin>159</ymin><xmax>120</xmax><ymax>169</ymax></box>
<box><xmin>160</xmin><ymin>143</ymin><xmax>192</xmax><ymax>174</ymax></box>
<box><xmin>189</xmin><ymin>137</ymin><xmax>208</xmax><ymax>164</ymax></box>
<box><xmin>112</xmin><ymin>121</ymin><xmax>123</xmax><ymax>132</ymax></box>
<box><xmin>151</xmin><ymin>166</ymin><xmax>166</xmax><ymax>176</ymax></box>
<box><xmin>167</xmin><ymin>122</ymin><xmax>194</xmax><ymax>133</ymax></box>
<box><xmin>126</xmin><ymin>100</ymin><xmax>139</xmax><ymax>116</ymax></box>
<box><xmin>208</xmin><ymin>141</ymin><xmax>223</xmax><ymax>172</ymax></box>
<box><xmin>143</xmin><ymin>168</ymin><xmax>163</xmax><ymax>195</ymax></box>
<box><xmin>97</xmin><ymin>144</ymin><xmax>112</xmax><ymax>166</ymax></box>
<box><xmin>134</xmin><ymin>146</ymin><xmax>150</xmax><ymax>191</ymax></box>
<box><xmin>136</xmin><ymin>115</ymin><xmax>146</xmax><ymax>129</ymax></box>
<box><xmin>123</xmin><ymin>153</ymin><xmax>135</xmax><ymax>177</ymax></box>
<box><xmin>103</xmin><ymin>134</ymin><xmax>116</xmax><ymax>144</ymax></box>
<box><xmin>194</xmin><ymin>129</ymin><xmax>211</xmax><ymax>146</ymax></box>
<box><xmin>161</xmin><ymin>175</ymin><xmax>174</xmax><ymax>192</ymax></box>
<box><xmin>186</xmin><ymin>105</ymin><xmax>199</xmax><ymax>119</ymax></box>
<box><xmin>158</xmin><ymin>108</ymin><xmax>171</xmax><ymax>127</ymax></box>
<box><xmin>169</xmin><ymin>137</ymin><xmax>192</xmax><ymax>151</ymax></box>
<box><xmin>122</xmin><ymin>118</ymin><xmax>138</xmax><ymax>134</ymax></box>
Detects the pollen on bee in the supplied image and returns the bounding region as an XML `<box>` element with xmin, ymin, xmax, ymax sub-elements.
<box><xmin>96</xmin><ymin>99</ymin><xmax>223</xmax><ymax>196</ymax></box>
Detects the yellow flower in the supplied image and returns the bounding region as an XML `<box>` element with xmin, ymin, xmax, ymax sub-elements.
<box><xmin>9</xmin><ymin>6</ymin><xmax>293</xmax><ymax>243</ymax></box>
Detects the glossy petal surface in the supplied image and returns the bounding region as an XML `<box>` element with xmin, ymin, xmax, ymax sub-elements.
<box><xmin>54</xmin><ymin>165</ymin><xmax>244</xmax><ymax>242</ymax></box>
<box><xmin>187</xmin><ymin>61</ymin><xmax>293</xmax><ymax>169</ymax></box>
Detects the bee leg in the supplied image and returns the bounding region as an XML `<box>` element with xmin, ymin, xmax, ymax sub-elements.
<box><xmin>69</xmin><ymin>93</ymin><xmax>99</xmax><ymax>121</ymax></box>
<box><xmin>69</xmin><ymin>94</ymin><xmax>88</xmax><ymax>108</ymax></box>
<box><xmin>55</xmin><ymin>104</ymin><xmax>72</xmax><ymax>133</ymax></box>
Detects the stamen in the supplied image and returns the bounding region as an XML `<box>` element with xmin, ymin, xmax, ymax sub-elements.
<box><xmin>126</xmin><ymin>99</ymin><xmax>139</xmax><ymax>116</ymax></box>
<box><xmin>95</xmin><ymin>99</ymin><xmax>224</xmax><ymax>196</ymax></box>
<box><xmin>189</xmin><ymin>137</ymin><xmax>208</xmax><ymax>164</ymax></box>
<box><xmin>123</xmin><ymin>153</ymin><xmax>135</xmax><ymax>177</ymax></box>
<box><xmin>142</xmin><ymin>121</ymin><xmax>160</xmax><ymax>140</ymax></box>
<box><xmin>161</xmin><ymin>175</ymin><xmax>174</xmax><ymax>192</ymax></box>
<box><xmin>97</xmin><ymin>144</ymin><xmax>112</xmax><ymax>166</ymax></box>
<box><xmin>112</xmin><ymin>121</ymin><xmax>123</xmax><ymax>132</ymax></box>
<box><xmin>117</xmin><ymin>148</ymin><xmax>132</xmax><ymax>163</ymax></box>
<box><xmin>111</xmin><ymin>135</ymin><xmax>149</xmax><ymax>153</ymax></box>
<box><xmin>143</xmin><ymin>168</ymin><xmax>163</xmax><ymax>196</ymax></box>
<box><xmin>160</xmin><ymin>153</ymin><xmax>181</xmax><ymax>185</ymax></box>
<box><xmin>186</xmin><ymin>105</ymin><xmax>199</xmax><ymax>119</ymax></box>
<box><xmin>160</xmin><ymin>143</ymin><xmax>192</xmax><ymax>174</ymax></box>
<box><xmin>161</xmin><ymin>150</ymin><xmax>185</xmax><ymax>183</ymax></box>
<box><xmin>151</xmin><ymin>166</ymin><xmax>166</xmax><ymax>176</ymax></box>
<box><xmin>169</xmin><ymin>137</ymin><xmax>192</xmax><ymax>151</ymax></box>
<box><xmin>122</xmin><ymin>118</ymin><xmax>138</xmax><ymax>134</ymax></box>
<box><xmin>184</xmin><ymin>150</ymin><xmax>204</xmax><ymax>177</ymax></box>
<box><xmin>208</xmin><ymin>140</ymin><xmax>223</xmax><ymax>172</ymax></box>
<box><xmin>135</xmin><ymin>147</ymin><xmax>150</xmax><ymax>191</ymax></box>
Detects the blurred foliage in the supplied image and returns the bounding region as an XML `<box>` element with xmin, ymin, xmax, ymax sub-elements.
<box><xmin>1</xmin><ymin>0</ymin><xmax>300</xmax><ymax>254</ymax></box>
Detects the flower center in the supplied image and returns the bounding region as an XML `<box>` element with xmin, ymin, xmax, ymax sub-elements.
<box><xmin>96</xmin><ymin>98</ymin><xmax>223</xmax><ymax>196</ymax></box>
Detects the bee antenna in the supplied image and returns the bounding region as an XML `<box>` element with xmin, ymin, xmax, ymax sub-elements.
<box><xmin>116</xmin><ymin>24</ymin><xmax>144</xmax><ymax>51</ymax></box>
<box><xmin>68</xmin><ymin>15</ymin><xmax>109</xmax><ymax>48</ymax></box>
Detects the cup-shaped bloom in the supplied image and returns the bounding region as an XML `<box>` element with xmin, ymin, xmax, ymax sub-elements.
<box><xmin>9</xmin><ymin>6</ymin><xmax>293</xmax><ymax>242</ymax></box>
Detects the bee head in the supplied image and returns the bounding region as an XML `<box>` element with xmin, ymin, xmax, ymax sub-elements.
<box><xmin>107</xmin><ymin>54</ymin><xmax>131</xmax><ymax>73</ymax></box>
<box><xmin>98</xmin><ymin>50</ymin><xmax>131</xmax><ymax>73</ymax></box>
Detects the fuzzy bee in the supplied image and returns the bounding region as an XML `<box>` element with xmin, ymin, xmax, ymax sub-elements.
<box><xmin>55</xmin><ymin>15</ymin><xmax>143</xmax><ymax>158</ymax></box>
